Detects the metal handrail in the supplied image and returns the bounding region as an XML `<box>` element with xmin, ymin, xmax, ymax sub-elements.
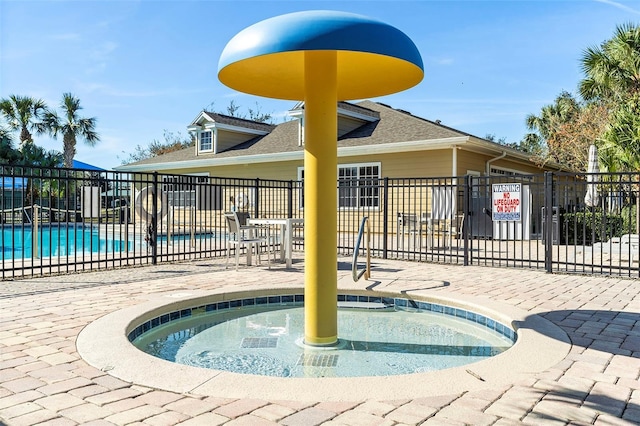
<box><xmin>352</xmin><ymin>216</ymin><xmax>371</xmax><ymax>282</ymax></box>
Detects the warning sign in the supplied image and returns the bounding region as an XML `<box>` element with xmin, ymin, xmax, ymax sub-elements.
<box><xmin>492</xmin><ymin>183</ymin><xmax>521</xmax><ymax>221</ymax></box>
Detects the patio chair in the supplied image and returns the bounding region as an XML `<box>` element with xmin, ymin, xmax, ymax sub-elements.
<box><xmin>235</xmin><ymin>210</ymin><xmax>278</xmax><ymax>255</ymax></box>
<box><xmin>235</xmin><ymin>211</ymin><xmax>251</xmax><ymax>226</ymax></box>
<box><xmin>397</xmin><ymin>213</ymin><xmax>423</xmax><ymax>251</ymax></box>
<box><xmin>224</xmin><ymin>212</ymin><xmax>272</xmax><ymax>271</ymax></box>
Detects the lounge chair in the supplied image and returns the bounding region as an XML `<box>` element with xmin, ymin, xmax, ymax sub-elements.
<box><xmin>592</xmin><ymin>234</ymin><xmax>639</xmax><ymax>262</ymax></box>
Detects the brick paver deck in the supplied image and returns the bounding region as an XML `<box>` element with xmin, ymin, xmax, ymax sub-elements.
<box><xmin>1</xmin><ymin>256</ymin><xmax>640</xmax><ymax>425</ymax></box>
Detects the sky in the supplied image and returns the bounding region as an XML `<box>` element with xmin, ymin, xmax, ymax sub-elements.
<box><xmin>1</xmin><ymin>0</ymin><xmax>639</xmax><ymax>171</ymax></box>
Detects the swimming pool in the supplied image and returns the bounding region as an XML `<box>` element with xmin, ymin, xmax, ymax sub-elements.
<box><xmin>1</xmin><ymin>224</ymin><xmax>133</xmax><ymax>260</ymax></box>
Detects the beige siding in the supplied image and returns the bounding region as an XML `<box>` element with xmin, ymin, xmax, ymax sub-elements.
<box><xmin>487</xmin><ymin>158</ymin><xmax>543</xmax><ymax>175</ymax></box>
<box><xmin>142</xmin><ymin>147</ymin><xmax>549</xmax><ymax>231</ymax></box>
<box><xmin>333</xmin><ymin>150</ymin><xmax>453</xmax><ymax>178</ymax></box>
<box><xmin>157</xmin><ymin>160</ymin><xmax>302</xmax><ymax>181</ymax></box>
<box><xmin>456</xmin><ymin>150</ymin><xmax>486</xmax><ymax>175</ymax></box>
<box><xmin>456</xmin><ymin>150</ymin><xmax>543</xmax><ymax>176</ymax></box>
<box><xmin>215</xmin><ymin>129</ymin><xmax>257</xmax><ymax>153</ymax></box>
<box><xmin>337</xmin><ymin>116</ymin><xmax>367</xmax><ymax>138</ymax></box>
<box><xmin>153</xmin><ymin>147</ymin><xmax>547</xmax><ymax>182</ymax></box>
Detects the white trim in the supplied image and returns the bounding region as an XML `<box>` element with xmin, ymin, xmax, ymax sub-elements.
<box><xmin>338</xmin><ymin>136</ymin><xmax>469</xmax><ymax>157</ymax></box>
<box><xmin>198</xmin><ymin>130</ymin><xmax>213</xmax><ymax>154</ymax></box>
<box><xmin>452</xmin><ymin>146</ymin><xmax>457</xmax><ymax>177</ymax></box>
<box><xmin>297</xmin><ymin>162</ymin><xmax>382</xmax><ymax>211</ymax></box>
<box><xmin>117</xmin><ymin>151</ymin><xmax>305</xmax><ymax>171</ymax></box>
<box><xmin>490</xmin><ymin>165</ymin><xmax>533</xmax><ymax>176</ymax></box>
<box><xmin>337</xmin><ymin>162</ymin><xmax>382</xmax><ymax>211</ymax></box>
<box><xmin>188</xmin><ymin>111</ymin><xmax>209</xmax><ymax>127</ymax></box>
<box><xmin>287</xmin><ymin>103</ymin><xmax>379</xmax><ymax>123</ymax></box>
<box><xmin>336</xmin><ymin>106</ymin><xmax>379</xmax><ymax>122</ymax></box>
<box><xmin>289</xmin><ymin>109</ymin><xmax>303</xmax><ymax>120</ymax></box>
<box><xmin>161</xmin><ymin>172</ymin><xmax>211</xmax><ymax>209</ymax></box>
<box><xmin>116</xmin><ymin>136</ymin><xmax>553</xmax><ymax>173</ymax></box>
<box><xmin>203</xmin><ymin>122</ymin><xmax>270</xmax><ymax>136</ymax></box>
<box><xmin>297</xmin><ymin>167</ymin><xmax>304</xmax><ymax>211</ymax></box>
<box><xmin>116</xmin><ymin>138</ymin><xmax>463</xmax><ymax>172</ymax></box>
<box><xmin>336</xmin><ymin>161</ymin><xmax>381</xmax><ymax>177</ymax></box>
<box><xmin>298</xmin><ymin>116</ymin><xmax>304</xmax><ymax>147</ymax></box>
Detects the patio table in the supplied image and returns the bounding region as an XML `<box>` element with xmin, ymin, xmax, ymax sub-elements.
<box><xmin>247</xmin><ymin>217</ymin><xmax>303</xmax><ymax>268</ymax></box>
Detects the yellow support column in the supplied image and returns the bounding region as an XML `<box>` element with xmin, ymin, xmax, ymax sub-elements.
<box><xmin>303</xmin><ymin>50</ymin><xmax>338</xmax><ymax>346</ymax></box>
<box><xmin>219</xmin><ymin>10</ymin><xmax>424</xmax><ymax>350</ymax></box>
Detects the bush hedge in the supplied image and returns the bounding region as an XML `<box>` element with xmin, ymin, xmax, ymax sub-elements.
<box><xmin>562</xmin><ymin>211</ymin><xmax>624</xmax><ymax>245</ymax></box>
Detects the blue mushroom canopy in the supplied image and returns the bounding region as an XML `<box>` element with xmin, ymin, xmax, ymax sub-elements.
<box><xmin>218</xmin><ymin>10</ymin><xmax>424</xmax><ymax>100</ymax></box>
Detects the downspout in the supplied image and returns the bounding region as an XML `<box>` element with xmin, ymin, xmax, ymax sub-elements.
<box><xmin>486</xmin><ymin>151</ymin><xmax>507</xmax><ymax>176</ymax></box>
<box><xmin>452</xmin><ymin>145</ymin><xmax>458</xmax><ymax>177</ymax></box>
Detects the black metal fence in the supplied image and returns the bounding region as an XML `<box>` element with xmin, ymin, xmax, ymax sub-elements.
<box><xmin>1</xmin><ymin>165</ymin><xmax>638</xmax><ymax>279</ymax></box>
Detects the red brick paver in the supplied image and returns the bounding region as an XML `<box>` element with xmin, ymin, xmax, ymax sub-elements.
<box><xmin>1</xmin><ymin>257</ymin><xmax>640</xmax><ymax>425</ymax></box>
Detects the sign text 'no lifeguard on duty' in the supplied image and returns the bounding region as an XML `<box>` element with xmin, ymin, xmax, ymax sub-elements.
<box><xmin>492</xmin><ymin>183</ymin><xmax>521</xmax><ymax>221</ymax></box>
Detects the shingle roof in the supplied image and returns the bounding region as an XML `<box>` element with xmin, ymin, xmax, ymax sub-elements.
<box><xmin>123</xmin><ymin>101</ymin><xmax>476</xmax><ymax>167</ymax></box>
<box><xmin>200</xmin><ymin>111</ymin><xmax>276</xmax><ymax>133</ymax></box>
<box><xmin>340</xmin><ymin>100</ymin><xmax>468</xmax><ymax>145</ymax></box>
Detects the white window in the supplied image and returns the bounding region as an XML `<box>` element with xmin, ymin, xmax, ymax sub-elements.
<box><xmin>340</xmin><ymin>163</ymin><xmax>380</xmax><ymax>209</ymax></box>
<box><xmin>297</xmin><ymin>162</ymin><xmax>381</xmax><ymax>209</ymax></box>
<box><xmin>490</xmin><ymin>167</ymin><xmax>533</xmax><ymax>181</ymax></box>
<box><xmin>199</xmin><ymin>130</ymin><xmax>212</xmax><ymax>152</ymax></box>
<box><xmin>162</xmin><ymin>174</ymin><xmax>221</xmax><ymax>210</ymax></box>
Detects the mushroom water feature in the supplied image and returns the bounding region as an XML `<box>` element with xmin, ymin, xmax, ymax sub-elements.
<box><xmin>218</xmin><ymin>10</ymin><xmax>424</xmax><ymax>346</ymax></box>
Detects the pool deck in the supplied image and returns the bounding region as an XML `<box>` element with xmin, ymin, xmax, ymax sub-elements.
<box><xmin>1</xmin><ymin>256</ymin><xmax>640</xmax><ymax>425</ymax></box>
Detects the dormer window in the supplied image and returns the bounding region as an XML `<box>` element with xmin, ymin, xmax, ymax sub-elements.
<box><xmin>199</xmin><ymin>130</ymin><xmax>213</xmax><ymax>152</ymax></box>
<box><xmin>189</xmin><ymin>111</ymin><xmax>275</xmax><ymax>157</ymax></box>
<box><xmin>288</xmin><ymin>101</ymin><xmax>380</xmax><ymax>146</ymax></box>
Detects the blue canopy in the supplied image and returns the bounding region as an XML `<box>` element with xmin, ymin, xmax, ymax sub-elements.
<box><xmin>71</xmin><ymin>160</ymin><xmax>105</xmax><ymax>171</ymax></box>
<box><xmin>1</xmin><ymin>177</ymin><xmax>27</xmax><ymax>190</ymax></box>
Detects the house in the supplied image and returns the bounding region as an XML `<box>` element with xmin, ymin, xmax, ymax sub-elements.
<box><xmin>117</xmin><ymin>101</ymin><xmax>564</xmax><ymax>238</ymax></box>
<box><xmin>117</xmin><ymin>100</ymin><xmax>559</xmax><ymax>180</ymax></box>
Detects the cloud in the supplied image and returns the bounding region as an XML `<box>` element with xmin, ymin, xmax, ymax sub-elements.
<box><xmin>76</xmin><ymin>133</ymin><xmax>128</xmax><ymax>169</ymax></box>
<box><xmin>85</xmin><ymin>41</ymin><xmax>118</xmax><ymax>73</ymax></box>
<box><xmin>434</xmin><ymin>57</ymin><xmax>454</xmax><ymax>66</ymax></box>
<box><xmin>75</xmin><ymin>81</ymin><xmax>204</xmax><ymax>99</ymax></box>
<box><xmin>398</xmin><ymin>97</ymin><xmax>550</xmax><ymax>107</ymax></box>
<box><xmin>50</xmin><ymin>33</ymin><xmax>81</xmax><ymax>41</ymax></box>
<box><xmin>594</xmin><ymin>0</ymin><xmax>640</xmax><ymax>15</ymax></box>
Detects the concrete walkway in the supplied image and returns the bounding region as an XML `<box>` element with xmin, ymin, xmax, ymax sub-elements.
<box><xmin>1</xmin><ymin>256</ymin><xmax>640</xmax><ymax>425</ymax></box>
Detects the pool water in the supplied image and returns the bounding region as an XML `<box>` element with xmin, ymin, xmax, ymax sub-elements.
<box><xmin>133</xmin><ymin>303</ymin><xmax>515</xmax><ymax>378</ymax></box>
<box><xmin>1</xmin><ymin>224</ymin><xmax>133</xmax><ymax>260</ymax></box>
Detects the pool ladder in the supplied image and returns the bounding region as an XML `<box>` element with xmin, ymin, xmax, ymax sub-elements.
<box><xmin>352</xmin><ymin>216</ymin><xmax>371</xmax><ymax>282</ymax></box>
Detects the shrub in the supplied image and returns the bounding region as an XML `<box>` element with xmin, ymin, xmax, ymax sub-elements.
<box><xmin>562</xmin><ymin>211</ymin><xmax>624</xmax><ymax>245</ymax></box>
<box><xmin>620</xmin><ymin>204</ymin><xmax>638</xmax><ymax>234</ymax></box>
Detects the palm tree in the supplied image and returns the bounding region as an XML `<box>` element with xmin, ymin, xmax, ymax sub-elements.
<box><xmin>580</xmin><ymin>23</ymin><xmax>640</xmax><ymax>233</ymax></box>
<box><xmin>0</xmin><ymin>95</ymin><xmax>48</xmax><ymax>147</ymax></box>
<box><xmin>579</xmin><ymin>23</ymin><xmax>640</xmax><ymax>103</ymax></box>
<box><xmin>46</xmin><ymin>93</ymin><xmax>99</xmax><ymax>168</ymax></box>
<box><xmin>19</xmin><ymin>143</ymin><xmax>63</xmax><ymax>168</ymax></box>
<box><xmin>0</xmin><ymin>132</ymin><xmax>63</xmax><ymax>210</ymax></box>
<box><xmin>0</xmin><ymin>127</ymin><xmax>21</xmax><ymax>165</ymax></box>
<box><xmin>525</xmin><ymin>91</ymin><xmax>580</xmax><ymax>141</ymax></box>
<box><xmin>525</xmin><ymin>91</ymin><xmax>581</xmax><ymax>167</ymax></box>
